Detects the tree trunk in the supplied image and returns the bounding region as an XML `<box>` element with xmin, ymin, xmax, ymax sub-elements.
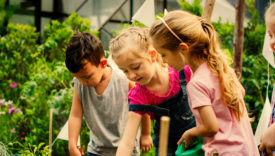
<box><xmin>202</xmin><ymin>0</ymin><xmax>215</xmax><ymax>22</ymax></box>
<box><xmin>233</xmin><ymin>0</ymin><xmax>245</xmax><ymax>80</ymax></box>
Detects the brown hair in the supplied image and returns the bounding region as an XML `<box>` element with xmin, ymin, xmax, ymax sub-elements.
<box><xmin>150</xmin><ymin>10</ymin><xmax>245</xmax><ymax>121</ymax></box>
<box><xmin>65</xmin><ymin>32</ymin><xmax>105</xmax><ymax>73</ymax></box>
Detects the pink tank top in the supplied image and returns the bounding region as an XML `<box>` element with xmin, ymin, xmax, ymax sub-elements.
<box><xmin>128</xmin><ymin>66</ymin><xmax>191</xmax><ymax>118</ymax></box>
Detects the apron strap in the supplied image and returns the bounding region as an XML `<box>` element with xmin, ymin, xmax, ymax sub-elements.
<box><xmin>179</xmin><ymin>69</ymin><xmax>187</xmax><ymax>86</ymax></box>
<box><xmin>129</xmin><ymin>104</ymin><xmax>169</xmax><ymax>116</ymax></box>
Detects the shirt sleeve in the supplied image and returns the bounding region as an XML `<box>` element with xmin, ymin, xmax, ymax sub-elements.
<box><xmin>187</xmin><ymin>81</ymin><xmax>212</xmax><ymax>109</ymax></box>
<box><xmin>128</xmin><ymin>86</ymin><xmax>148</xmax><ymax>115</ymax></box>
<box><xmin>128</xmin><ymin>87</ymin><xmax>147</xmax><ymax>105</ymax></box>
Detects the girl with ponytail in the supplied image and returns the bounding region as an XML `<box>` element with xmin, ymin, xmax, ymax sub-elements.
<box><xmin>149</xmin><ymin>10</ymin><xmax>259</xmax><ymax>156</ymax></box>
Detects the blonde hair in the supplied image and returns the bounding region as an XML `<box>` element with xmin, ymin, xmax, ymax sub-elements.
<box><xmin>109</xmin><ymin>27</ymin><xmax>165</xmax><ymax>67</ymax></box>
<box><xmin>265</xmin><ymin>2</ymin><xmax>275</xmax><ymax>21</ymax></box>
<box><xmin>150</xmin><ymin>10</ymin><xmax>245</xmax><ymax>121</ymax></box>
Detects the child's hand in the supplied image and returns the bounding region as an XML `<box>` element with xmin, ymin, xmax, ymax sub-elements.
<box><xmin>140</xmin><ymin>133</ymin><xmax>153</xmax><ymax>153</ymax></box>
<box><xmin>177</xmin><ymin>129</ymin><xmax>196</xmax><ymax>148</ymax></box>
<box><xmin>69</xmin><ymin>146</ymin><xmax>82</xmax><ymax>156</ymax></box>
<box><xmin>259</xmin><ymin>124</ymin><xmax>275</xmax><ymax>156</ymax></box>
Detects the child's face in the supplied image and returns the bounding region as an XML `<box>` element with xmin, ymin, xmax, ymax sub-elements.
<box><xmin>266</xmin><ymin>16</ymin><xmax>275</xmax><ymax>52</ymax></box>
<box><xmin>72</xmin><ymin>60</ymin><xmax>105</xmax><ymax>87</ymax></box>
<box><xmin>152</xmin><ymin>41</ymin><xmax>187</xmax><ymax>71</ymax></box>
<box><xmin>114</xmin><ymin>51</ymin><xmax>155</xmax><ymax>86</ymax></box>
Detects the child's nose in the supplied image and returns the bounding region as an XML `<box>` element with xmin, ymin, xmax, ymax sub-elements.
<box><xmin>162</xmin><ymin>57</ymin><xmax>168</xmax><ymax>63</ymax></box>
<box><xmin>128</xmin><ymin>71</ymin><xmax>136</xmax><ymax>80</ymax></box>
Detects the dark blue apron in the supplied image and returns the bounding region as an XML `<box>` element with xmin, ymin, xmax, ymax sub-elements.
<box><xmin>129</xmin><ymin>69</ymin><xmax>196</xmax><ymax>150</ymax></box>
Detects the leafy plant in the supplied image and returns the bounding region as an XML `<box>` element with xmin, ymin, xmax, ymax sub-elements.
<box><xmin>0</xmin><ymin>12</ymin><xmax>98</xmax><ymax>155</ymax></box>
<box><xmin>212</xmin><ymin>18</ymin><xmax>235</xmax><ymax>52</ymax></box>
<box><xmin>8</xmin><ymin>142</ymin><xmax>49</xmax><ymax>156</ymax></box>
<box><xmin>41</xmin><ymin>12</ymin><xmax>98</xmax><ymax>62</ymax></box>
<box><xmin>0</xmin><ymin>99</ymin><xmax>24</xmax><ymax>146</ymax></box>
<box><xmin>0</xmin><ymin>23</ymin><xmax>40</xmax><ymax>101</ymax></box>
<box><xmin>177</xmin><ymin>0</ymin><xmax>203</xmax><ymax>16</ymax></box>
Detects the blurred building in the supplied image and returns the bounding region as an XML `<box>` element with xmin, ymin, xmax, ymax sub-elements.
<box><xmin>8</xmin><ymin>0</ymin><xmax>270</xmax><ymax>49</ymax></box>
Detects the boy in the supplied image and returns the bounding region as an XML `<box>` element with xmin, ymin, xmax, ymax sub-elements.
<box><xmin>65</xmin><ymin>32</ymin><xmax>151</xmax><ymax>156</ymax></box>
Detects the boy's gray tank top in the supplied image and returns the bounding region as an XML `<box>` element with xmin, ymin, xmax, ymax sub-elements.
<box><xmin>74</xmin><ymin>67</ymin><xmax>140</xmax><ymax>156</ymax></box>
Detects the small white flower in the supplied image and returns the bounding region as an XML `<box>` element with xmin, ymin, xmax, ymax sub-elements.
<box><xmin>6</xmin><ymin>100</ymin><xmax>13</xmax><ymax>105</ymax></box>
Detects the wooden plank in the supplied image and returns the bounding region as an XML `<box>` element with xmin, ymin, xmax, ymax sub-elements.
<box><xmin>49</xmin><ymin>109</ymin><xmax>53</xmax><ymax>156</ymax></box>
<box><xmin>202</xmin><ymin>0</ymin><xmax>215</xmax><ymax>22</ymax></box>
<box><xmin>233</xmin><ymin>0</ymin><xmax>245</xmax><ymax>79</ymax></box>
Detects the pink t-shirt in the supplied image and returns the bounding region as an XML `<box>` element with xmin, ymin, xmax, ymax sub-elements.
<box><xmin>128</xmin><ymin>66</ymin><xmax>191</xmax><ymax>119</ymax></box>
<box><xmin>187</xmin><ymin>62</ymin><xmax>259</xmax><ymax>156</ymax></box>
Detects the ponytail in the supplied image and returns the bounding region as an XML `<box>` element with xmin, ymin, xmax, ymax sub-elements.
<box><xmin>150</xmin><ymin>10</ymin><xmax>245</xmax><ymax>121</ymax></box>
<box><xmin>199</xmin><ymin>18</ymin><xmax>245</xmax><ymax>121</ymax></box>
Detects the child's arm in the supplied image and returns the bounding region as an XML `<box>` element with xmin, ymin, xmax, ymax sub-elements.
<box><xmin>259</xmin><ymin>123</ymin><xmax>275</xmax><ymax>155</ymax></box>
<box><xmin>116</xmin><ymin>112</ymin><xmax>142</xmax><ymax>156</ymax></box>
<box><xmin>68</xmin><ymin>85</ymin><xmax>83</xmax><ymax>156</ymax></box>
<box><xmin>140</xmin><ymin>113</ymin><xmax>153</xmax><ymax>153</ymax></box>
<box><xmin>177</xmin><ymin>105</ymin><xmax>218</xmax><ymax>148</ymax></box>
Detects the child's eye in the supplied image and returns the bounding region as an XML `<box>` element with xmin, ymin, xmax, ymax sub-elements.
<box><xmin>123</xmin><ymin>70</ymin><xmax>128</xmax><ymax>73</ymax></box>
<box><xmin>161</xmin><ymin>54</ymin><xmax>166</xmax><ymax>57</ymax></box>
<box><xmin>84</xmin><ymin>75</ymin><xmax>92</xmax><ymax>79</ymax></box>
<box><xmin>133</xmin><ymin>65</ymin><xmax>140</xmax><ymax>70</ymax></box>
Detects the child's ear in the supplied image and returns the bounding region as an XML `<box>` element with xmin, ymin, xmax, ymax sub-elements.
<box><xmin>100</xmin><ymin>58</ymin><xmax>108</xmax><ymax>68</ymax></box>
<box><xmin>149</xmin><ymin>50</ymin><xmax>157</xmax><ymax>62</ymax></box>
<box><xmin>178</xmin><ymin>42</ymin><xmax>189</xmax><ymax>55</ymax></box>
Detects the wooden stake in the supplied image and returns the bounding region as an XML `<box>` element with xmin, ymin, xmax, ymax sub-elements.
<box><xmin>49</xmin><ymin>109</ymin><xmax>53</xmax><ymax>156</ymax></box>
<box><xmin>211</xmin><ymin>152</ymin><xmax>219</xmax><ymax>156</ymax></box>
<box><xmin>158</xmin><ymin>116</ymin><xmax>170</xmax><ymax>156</ymax></box>
<box><xmin>202</xmin><ymin>0</ymin><xmax>216</xmax><ymax>22</ymax></box>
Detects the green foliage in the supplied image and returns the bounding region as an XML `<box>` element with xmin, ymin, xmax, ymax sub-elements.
<box><xmin>8</xmin><ymin>142</ymin><xmax>49</xmax><ymax>155</ymax></box>
<box><xmin>0</xmin><ymin>99</ymin><xmax>24</xmax><ymax>145</ymax></box>
<box><xmin>177</xmin><ymin>0</ymin><xmax>203</xmax><ymax>16</ymax></box>
<box><xmin>244</xmin><ymin>24</ymin><xmax>266</xmax><ymax>56</ymax></box>
<box><xmin>240</xmin><ymin>0</ymin><xmax>273</xmax><ymax>131</ymax></box>
<box><xmin>17</xmin><ymin>59</ymin><xmax>73</xmax><ymax>154</ymax></box>
<box><xmin>212</xmin><ymin>18</ymin><xmax>235</xmax><ymax>52</ymax></box>
<box><xmin>0</xmin><ymin>12</ymin><xmax>97</xmax><ymax>155</ymax></box>
<box><xmin>0</xmin><ymin>23</ymin><xmax>40</xmax><ymax>102</ymax></box>
<box><xmin>244</xmin><ymin>0</ymin><xmax>266</xmax><ymax>55</ymax></box>
<box><xmin>20</xmin><ymin>60</ymin><xmax>72</xmax><ymax>112</ymax></box>
<box><xmin>41</xmin><ymin>12</ymin><xmax>98</xmax><ymax>62</ymax></box>
<box><xmin>0</xmin><ymin>23</ymin><xmax>40</xmax><ymax>81</ymax></box>
<box><xmin>246</xmin><ymin>0</ymin><xmax>260</xmax><ymax>31</ymax></box>
<box><xmin>242</xmin><ymin>54</ymin><xmax>275</xmax><ymax>130</ymax></box>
